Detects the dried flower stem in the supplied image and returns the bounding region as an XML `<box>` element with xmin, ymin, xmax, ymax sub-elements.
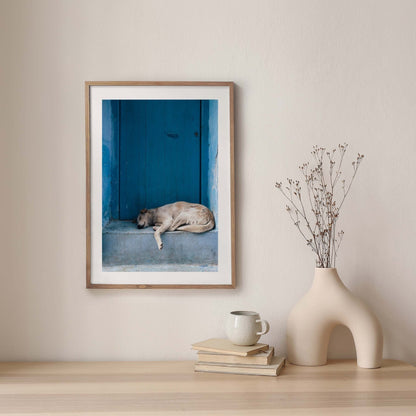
<box><xmin>275</xmin><ymin>143</ymin><xmax>363</xmax><ymax>268</ymax></box>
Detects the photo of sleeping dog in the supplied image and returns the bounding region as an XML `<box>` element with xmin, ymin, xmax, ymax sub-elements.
<box><xmin>137</xmin><ymin>201</ymin><xmax>215</xmax><ymax>250</ymax></box>
<box><xmin>102</xmin><ymin>99</ymin><xmax>219</xmax><ymax>272</ymax></box>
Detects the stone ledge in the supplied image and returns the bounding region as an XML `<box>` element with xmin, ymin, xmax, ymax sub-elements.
<box><xmin>102</xmin><ymin>221</ymin><xmax>218</xmax><ymax>267</ymax></box>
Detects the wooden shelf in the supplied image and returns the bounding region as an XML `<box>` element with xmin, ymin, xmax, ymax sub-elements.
<box><xmin>0</xmin><ymin>359</ymin><xmax>415</xmax><ymax>414</ymax></box>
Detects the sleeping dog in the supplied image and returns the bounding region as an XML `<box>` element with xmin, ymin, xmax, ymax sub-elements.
<box><xmin>137</xmin><ymin>201</ymin><xmax>215</xmax><ymax>250</ymax></box>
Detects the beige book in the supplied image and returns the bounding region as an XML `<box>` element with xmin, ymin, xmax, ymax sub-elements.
<box><xmin>198</xmin><ymin>347</ymin><xmax>274</xmax><ymax>365</ymax></box>
<box><xmin>194</xmin><ymin>356</ymin><xmax>286</xmax><ymax>377</ymax></box>
<box><xmin>192</xmin><ymin>338</ymin><xmax>269</xmax><ymax>356</ymax></box>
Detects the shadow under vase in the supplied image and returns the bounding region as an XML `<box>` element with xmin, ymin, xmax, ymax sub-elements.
<box><xmin>102</xmin><ymin>220</ymin><xmax>218</xmax><ymax>272</ymax></box>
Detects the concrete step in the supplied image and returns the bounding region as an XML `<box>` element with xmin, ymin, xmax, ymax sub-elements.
<box><xmin>102</xmin><ymin>221</ymin><xmax>218</xmax><ymax>268</ymax></box>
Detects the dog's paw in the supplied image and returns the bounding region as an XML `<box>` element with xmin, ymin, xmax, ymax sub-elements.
<box><xmin>153</xmin><ymin>226</ymin><xmax>158</xmax><ymax>231</ymax></box>
<box><xmin>158</xmin><ymin>242</ymin><xmax>163</xmax><ymax>250</ymax></box>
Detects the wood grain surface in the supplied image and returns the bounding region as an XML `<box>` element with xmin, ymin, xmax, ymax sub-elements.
<box><xmin>0</xmin><ymin>359</ymin><xmax>415</xmax><ymax>415</ymax></box>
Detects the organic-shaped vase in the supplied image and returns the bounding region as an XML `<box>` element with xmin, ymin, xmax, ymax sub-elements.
<box><xmin>287</xmin><ymin>268</ymin><xmax>383</xmax><ymax>368</ymax></box>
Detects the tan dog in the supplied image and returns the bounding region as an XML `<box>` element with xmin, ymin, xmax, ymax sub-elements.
<box><xmin>137</xmin><ymin>201</ymin><xmax>215</xmax><ymax>250</ymax></box>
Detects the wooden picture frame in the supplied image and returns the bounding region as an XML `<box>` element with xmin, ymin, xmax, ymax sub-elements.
<box><xmin>86</xmin><ymin>82</ymin><xmax>235</xmax><ymax>288</ymax></box>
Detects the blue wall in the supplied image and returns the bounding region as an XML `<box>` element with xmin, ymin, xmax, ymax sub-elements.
<box><xmin>201</xmin><ymin>100</ymin><xmax>218</xmax><ymax>224</ymax></box>
<box><xmin>102</xmin><ymin>100</ymin><xmax>119</xmax><ymax>227</ymax></box>
<box><xmin>102</xmin><ymin>100</ymin><xmax>218</xmax><ymax>225</ymax></box>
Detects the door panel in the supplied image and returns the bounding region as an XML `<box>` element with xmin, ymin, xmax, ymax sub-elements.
<box><xmin>119</xmin><ymin>100</ymin><xmax>201</xmax><ymax>219</ymax></box>
<box><xmin>119</xmin><ymin>100</ymin><xmax>147</xmax><ymax>220</ymax></box>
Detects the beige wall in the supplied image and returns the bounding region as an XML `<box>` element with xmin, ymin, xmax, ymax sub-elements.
<box><xmin>1</xmin><ymin>0</ymin><xmax>415</xmax><ymax>363</ymax></box>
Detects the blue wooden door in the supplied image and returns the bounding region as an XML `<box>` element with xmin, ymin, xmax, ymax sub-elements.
<box><xmin>119</xmin><ymin>100</ymin><xmax>201</xmax><ymax>219</ymax></box>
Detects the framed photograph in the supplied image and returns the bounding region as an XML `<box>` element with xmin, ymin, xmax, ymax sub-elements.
<box><xmin>85</xmin><ymin>82</ymin><xmax>235</xmax><ymax>288</ymax></box>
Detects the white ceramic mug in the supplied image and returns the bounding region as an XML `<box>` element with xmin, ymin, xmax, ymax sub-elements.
<box><xmin>226</xmin><ymin>311</ymin><xmax>270</xmax><ymax>346</ymax></box>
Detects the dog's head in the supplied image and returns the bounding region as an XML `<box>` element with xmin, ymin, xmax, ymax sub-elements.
<box><xmin>137</xmin><ymin>209</ymin><xmax>152</xmax><ymax>229</ymax></box>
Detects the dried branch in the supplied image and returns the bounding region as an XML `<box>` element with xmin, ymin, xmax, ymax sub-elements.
<box><xmin>275</xmin><ymin>143</ymin><xmax>363</xmax><ymax>268</ymax></box>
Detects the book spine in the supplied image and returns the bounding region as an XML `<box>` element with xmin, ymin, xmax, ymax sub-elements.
<box><xmin>194</xmin><ymin>365</ymin><xmax>276</xmax><ymax>377</ymax></box>
<box><xmin>197</xmin><ymin>355</ymin><xmax>269</xmax><ymax>365</ymax></box>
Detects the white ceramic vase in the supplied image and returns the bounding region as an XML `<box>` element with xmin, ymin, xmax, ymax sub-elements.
<box><xmin>287</xmin><ymin>268</ymin><xmax>383</xmax><ymax>368</ymax></box>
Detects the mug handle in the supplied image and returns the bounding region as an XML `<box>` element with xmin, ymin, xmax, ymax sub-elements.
<box><xmin>256</xmin><ymin>319</ymin><xmax>270</xmax><ymax>335</ymax></box>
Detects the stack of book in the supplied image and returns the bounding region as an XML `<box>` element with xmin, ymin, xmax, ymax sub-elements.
<box><xmin>192</xmin><ymin>338</ymin><xmax>285</xmax><ymax>377</ymax></box>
